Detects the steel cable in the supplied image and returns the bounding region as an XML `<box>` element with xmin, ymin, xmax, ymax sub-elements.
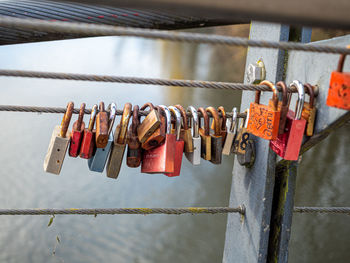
<box><xmin>0</xmin><ymin>16</ymin><xmax>348</xmax><ymax>54</ymax></box>
<box><xmin>293</xmin><ymin>207</ymin><xmax>350</xmax><ymax>214</ymax></box>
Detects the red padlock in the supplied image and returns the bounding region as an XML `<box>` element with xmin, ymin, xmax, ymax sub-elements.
<box><xmin>69</xmin><ymin>103</ymin><xmax>86</xmax><ymax>157</ymax></box>
<box><xmin>270</xmin><ymin>80</ymin><xmax>307</xmax><ymax>160</ymax></box>
<box><xmin>166</xmin><ymin>106</ymin><xmax>185</xmax><ymax>177</ymax></box>
<box><xmin>141</xmin><ymin>105</ymin><xmax>175</xmax><ymax>174</ymax></box>
<box><xmin>326</xmin><ymin>51</ymin><xmax>350</xmax><ymax>110</ymax></box>
<box><xmin>79</xmin><ymin>104</ymin><xmax>97</xmax><ymax>159</ymax></box>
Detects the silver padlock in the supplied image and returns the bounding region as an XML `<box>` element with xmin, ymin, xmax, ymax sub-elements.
<box><xmin>43</xmin><ymin>102</ymin><xmax>74</xmax><ymax>175</ymax></box>
<box><xmin>185</xmin><ymin>106</ymin><xmax>201</xmax><ymax>165</ymax></box>
<box><xmin>88</xmin><ymin>103</ymin><xmax>117</xmax><ymax>172</ymax></box>
<box><xmin>222</xmin><ymin>107</ymin><xmax>238</xmax><ymax>155</ymax></box>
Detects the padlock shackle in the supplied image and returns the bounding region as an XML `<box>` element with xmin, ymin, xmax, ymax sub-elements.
<box><xmin>159</xmin><ymin>105</ymin><xmax>172</xmax><ymax>134</ymax></box>
<box><xmin>60</xmin><ymin>101</ymin><xmax>74</xmax><ymax>138</ymax></box>
<box><xmin>131</xmin><ymin>105</ymin><xmax>140</xmax><ymax>135</ymax></box>
<box><xmin>276</xmin><ymin>81</ymin><xmax>289</xmax><ymax>107</ymax></box>
<box><xmin>169</xmin><ymin>106</ymin><xmax>182</xmax><ymax>140</ymax></box>
<box><xmin>289</xmin><ymin>80</ymin><xmax>305</xmax><ymax>120</ymax></box>
<box><xmin>254</xmin><ymin>91</ymin><xmax>261</xmax><ymax>104</ymax></box>
<box><xmin>227</xmin><ymin>107</ymin><xmax>238</xmax><ymax>133</ymax></box>
<box><xmin>140</xmin><ymin>102</ymin><xmax>155</xmax><ymax>111</ymax></box>
<box><xmin>99</xmin><ymin>102</ymin><xmax>105</xmax><ymax>112</ymax></box>
<box><xmin>88</xmin><ymin>104</ymin><xmax>98</xmax><ymax>132</ymax></box>
<box><xmin>337</xmin><ymin>54</ymin><xmax>347</xmax><ymax>73</ymax></box>
<box><xmin>206</xmin><ymin>106</ymin><xmax>221</xmax><ymax>136</ymax></box>
<box><xmin>218</xmin><ymin>106</ymin><xmax>226</xmax><ymax>131</ymax></box>
<box><xmin>197</xmin><ymin>107</ymin><xmax>209</xmax><ymax>136</ymax></box>
<box><xmin>76</xmin><ymin>103</ymin><xmax>85</xmax><ymax>131</ymax></box>
<box><xmin>108</xmin><ymin>103</ymin><xmax>117</xmax><ymax>135</ymax></box>
<box><xmin>259</xmin><ymin>80</ymin><xmax>278</xmax><ymax>110</ymax></box>
<box><xmin>174</xmin><ymin>104</ymin><xmax>189</xmax><ymax>130</ymax></box>
<box><xmin>187</xmin><ymin>106</ymin><xmax>199</xmax><ymax>138</ymax></box>
<box><xmin>117</xmin><ymin>103</ymin><xmax>132</xmax><ymax>144</ymax></box>
<box><xmin>304</xmin><ymin>83</ymin><xmax>315</xmax><ymax>108</ymax></box>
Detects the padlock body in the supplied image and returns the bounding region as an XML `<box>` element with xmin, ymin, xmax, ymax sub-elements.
<box><xmin>301</xmin><ymin>102</ymin><xmax>316</xmax><ymax>136</ymax></box>
<box><xmin>199</xmin><ymin>128</ymin><xmax>211</xmax><ymax>160</ymax></box>
<box><xmin>43</xmin><ymin>125</ymin><xmax>70</xmax><ymax>175</ymax></box>
<box><xmin>270</xmin><ymin>111</ymin><xmax>306</xmax><ymax>161</ymax></box>
<box><xmin>185</xmin><ymin>136</ymin><xmax>201</xmax><ymax>165</ymax></box>
<box><xmin>165</xmin><ymin>140</ymin><xmax>184</xmax><ymax>177</ymax></box>
<box><xmin>180</xmin><ymin>129</ymin><xmax>194</xmax><ymax>153</ymax></box>
<box><xmin>247</xmin><ymin>102</ymin><xmax>281</xmax><ymax>140</ymax></box>
<box><xmin>127</xmin><ymin>148</ymin><xmax>142</xmax><ymax>167</ymax></box>
<box><xmin>138</xmin><ymin>109</ymin><xmax>161</xmax><ymax>143</ymax></box>
<box><xmin>141</xmin><ymin>127</ymin><xmax>165</xmax><ymax>150</ymax></box>
<box><xmin>88</xmin><ymin>132</ymin><xmax>113</xmax><ymax>172</ymax></box>
<box><xmin>68</xmin><ymin>121</ymin><xmax>85</xmax><ymax>157</ymax></box>
<box><xmin>96</xmin><ymin>112</ymin><xmax>109</xmax><ymax>148</ymax></box>
<box><xmin>222</xmin><ymin>131</ymin><xmax>236</xmax><ymax>155</ymax></box>
<box><xmin>106</xmin><ymin>125</ymin><xmax>126</xmax><ymax>179</ymax></box>
<box><xmin>79</xmin><ymin>129</ymin><xmax>96</xmax><ymax>159</ymax></box>
<box><xmin>326</xmin><ymin>71</ymin><xmax>350</xmax><ymax>110</ymax></box>
<box><xmin>210</xmin><ymin>135</ymin><xmax>223</xmax><ymax>164</ymax></box>
<box><xmin>237</xmin><ymin>139</ymin><xmax>256</xmax><ymax>168</ymax></box>
<box><xmin>141</xmin><ymin>134</ymin><xmax>175</xmax><ymax>174</ymax></box>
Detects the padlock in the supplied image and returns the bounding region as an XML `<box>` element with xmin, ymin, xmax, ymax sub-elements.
<box><xmin>68</xmin><ymin>103</ymin><xmax>86</xmax><ymax>157</ymax></box>
<box><xmin>127</xmin><ymin>105</ymin><xmax>142</xmax><ymax>167</ymax></box>
<box><xmin>301</xmin><ymin>83</ymin><xmax>317</xmax><ymax>136</ymax></box>
<box><xmin>233</xmin><ymin>109</ymin><xmax>250</xmax><ymax>155</ymax></box>
<box><xmin>88</xmin><ymin>103</ymin><xmax>117</xmax><ymax>172</ymax></box>
<box><xmin>326</xmin><ymin>51</ymin><xmax>350</xmax><ymax>110</ymax></box>
<box><xmin>79</xmin><ymin>104</ymin><xmax>98</xmax><ymax>159</ymax></box>
<box><xmin>206</xmin><ymin>106</ymin><xmax>223</xmax><ymax>164</ymax></box>
<box><xmin>141</xmin><ymin>105</ymin><xmax>175</xmax><ymax>174</ymax></box>
<box><xmin>198</xmin><ymin>107</ymin><xmax>211</xmax><ymax>161</ymax></box>
<box><xmin>222</xmin><ymin>107</ymin><xmax>238</xmax><ymax>155</ymax></box>
<box><xmin>270</xmin><ymin>80</ymin><xmax>307</xmax><ymax>161</ymax></box>
<box><xmin>184</xmin><ymin>106</ymin><xmax>201</xmax><ymax>165</ymax></box>
<box><xmin>211</xmin><ymin>106</ymin><xmax>227</xmax><ymax>143</ymax></box>
<box><xmin>43</xmin><ymin>102</ymin><xmax>74</xmax><ymax>175</ymax></box>
<box><xmin>247</xmin><ymin>80</ymin><xmax>281</xmax><ymax>140</ymax></box>
<box><xmin>141</xmin><ymin>105</ymin><xmax>165</xmax><ymax>151</ymax></box>
<box><xmin>275</xmin><ymin>81</ymin><xmax>290</xmax><ymax>135</ymax></box>
<box><xmin>237</xmin><ymin>139</ymin><xmax>256</xmax><ymax>168</ymax></box>
<box><xmin>95</xmin><ymin>102</ymin><xmax>109</xmax><ymax>148</ymax></box>
<box><xmin>175</xmin><ymin>104</ymin><xmax>193</xmax><ymax>153</ymax></box>
<box><xmin>138</xmin><ymin>102</ymin><xmax>161</xmax><ymax>143</ymax></box>
<box><xmin>106</xmin><ymin>103</ymin><xmax>132</xmax><ymax>179</ymax></box>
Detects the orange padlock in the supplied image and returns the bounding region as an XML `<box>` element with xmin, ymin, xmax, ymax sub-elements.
<box><xmin>247</xmin><ymin>80</ymin><xmax>281</xmax><ymax>140</ymax></box>
<box><xmin>326</xmin><ymin>51</ymin><xmax>350</xmax><ymax>110</ymax></box>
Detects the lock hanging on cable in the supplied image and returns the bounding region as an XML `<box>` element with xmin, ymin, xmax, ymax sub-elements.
<box><xmin>175</xmin><ymin>104</ymin><xmax>193</xmax><ymax>153</ymax></box>
<box><xmin>80</xmin><ymin>104</ymin><xmax>97</xmax><ymax>159</ymax></box>
<box><xmin>206</xmin><ymin>106</ymin><xmax>223</xmax><ymax>164</ymax></box>
<box><xmin>222</xmin><ymin>107</ymin><xmax>238</xmax><ymax>156</ymax></box>
<box><xmin>301</xmin><ymin>83</ymin><xmax>317</xmax><ymax>136</ymax></box>
<box><xmin>127</xmin><ymin>105</ymin><xmax>142</xmax><ymax>168</ymax></box>
<box><xmin>198</xmin><ymin>107</ymin><xmax>211</xmax><ymax>161</ymax></box>
<box><xmin>69</xmin><ymin>103</ymin><xmax>86</xmax><ymax>157</ymax></box>
<box><xmin>185</xmin><ymin>106</ymin><xmax>201</xmax><ymax>165</ymax></box>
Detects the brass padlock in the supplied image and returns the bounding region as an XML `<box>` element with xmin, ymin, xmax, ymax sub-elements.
<box><xmin>222</xmin><ymin>107</ymin><xmax>238</xmax><ymax>156</ymax></box>
<box><xmin>175</xmin><ymin>104</ymin><xmax>193</xmax><ymax>153</ymax></box>
<box><xmin>198</xmin><ymin>107</ymin><xmax>211</xmax><ymax>161</ymax></box>
<box><xmin>138</xmin><ymin>102</ymin><xmax>161</xmax><ymax>143</ymax></box>
<box><xmin>206</xmin><ymin>106</ymin><xmax>223</xmax><ymax>164</ymax></box>
<box><xmin>106</xmin><ymin>103</ymin><xmax>132</xmax><ymax>179</ymax></box>
<box><xmin>211</xmin><ymin>106</ymin><xmax>227</xmax><ymax>144</ymax></box>
<box><xmin>184</xmin><ymin>106</ymin><xmax>201</xmax><ymax>165</ymax></box>
<box><xmin>127</xmin><ymin>105</ymin><xmax>142</xmax><ymax>167</ymax></box>
<box><xmin>96</xmin><ymin>102</ymin><xmax>109</xmax><ymax>148</ymax></box>
<box><xmin>43</xmin><ymin>102</ymin><xmax>74</xmax><ymax>175</ymax></box>
<box><xmin>302</xmin><ymin>83</ymin><xmax>317</xmax><ymax>136</ymax></box>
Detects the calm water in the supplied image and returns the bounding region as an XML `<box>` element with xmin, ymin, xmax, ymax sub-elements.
<box><xmin>0</xmin><ymin>35</ymin><xmax>348</xmax><ymax>263</ymax></box>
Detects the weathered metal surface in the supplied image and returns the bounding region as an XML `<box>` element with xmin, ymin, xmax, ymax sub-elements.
<box><xmin>223</xmin><ymin>22</ymin><xmax>289</xmax><ymax>263</ymax></box>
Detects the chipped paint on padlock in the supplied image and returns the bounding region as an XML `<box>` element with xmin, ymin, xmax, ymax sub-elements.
<box><xmin>301</xmin><ymin>83</ymin><xmax>317</xmax><ymax>136</ymax></box>
<box><xmin>270</xmin><ymin>80</ymin><xmax>307</xmax><ymax>160</ymax></box>
<box><xmin>326</xmin><ymin>51</ymin><xmax>350</xmax><ymax>110</ymax></box>
<box><xmin>185</xmin><ymin>106</ymin><xmax>201</xmax><ymax>165</ymax></box>
<box><xmin>44</xmin><ymin>102</ymin><xmax>74</xmax><ymax>175</ymax></box>
<box><xmin>106</xmin><ymin>103</ymin><xmax>132</xmax><ymax>179</ymax></box>
<box><xmin>247</xmin><ymin>80</ymin><xmax>281</xmax><ymax>140</ymax></box>
<box><xmin>69</xmin><ymin>103</ymin><xmax>85</xmax><ymax>157</ymax></box>
<box><xmin>175</xmin><ymin>104</ymin><xmax>193</xmax><ymax>153</ymax></box>
<box><xmin>138</xmin><ymin>102</ymin><xmax>161</xmax><ymax>143</ymax></box>
<box><xmin>127</xmin><ymin>105</ymin><xmax>142</xmax><ymax>167</ymax></box>
<box><xmin>141</xmin><ymin>106</ymin><xmax>175</xmax><ymax>174</ymax></box>
<box><xmin>95</xmin><ymin>102</ymin><xmax>109</xmax><ymax>148</ymax></box>
<box><xmin>206</xmin><ymin>106</ymin><xmax>223</xmax><ymax>164</ymax></box>
<box><xmin>79</xmin><ymin>104</ymin><xmax>97</xmax><ymax>159</ymax></box>
<box><xmin>222</xmin><ymin>107</ymin><xmax>238</xmax><ymax>155</ymax></box>
<box><xmin>88</xmin><ymin>103</ymin><xmax>117</xmax><ymax>172</ymax></box>
<box><xmin>198</xmin><ymin>107</ymin><xmax>211</xmax><ymax>161</ymax></box>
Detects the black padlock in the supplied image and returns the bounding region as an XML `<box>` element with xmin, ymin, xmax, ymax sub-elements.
<box><xmin>237</xmin><ymin>139</ymin><xmax>255</xmax><ymax>168</ymax></box>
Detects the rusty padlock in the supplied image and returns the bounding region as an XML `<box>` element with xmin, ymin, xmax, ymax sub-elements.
<box><xmin>106</xmin><ymin>103</ymin><xmax>132</xmax><ymax>179</ymax></box>
<box><xmin>184</xmin><ymin>106</ymin><xmax>201</xmax><ymax>165</ymax></box>
<box><xmin>326</xmin><ymin>51</ymin><xmax>350</xmax><ymax>110</ymax></box>
<box><xmin>175</xmin><ymin>104</ymin><xmax>193</xmax><ymax>153</ymax></box>
<box><xmin>206</xmin><ymin>106</ymin><xmax>223</xmax><ymax>164</ymax></box>
<box><xmin>211</xmin><ymin>106</ymin><xmax>227</xmax><ymax>144</ymax></box>
<box><xmin>69</xmin><ymin>103</ymin><xmax>86</xmax><ymax>157</ymax></box>
<box><xmin>301</xmin><ymin>83</ymin><xmax>317</xmax><ymax>136</ymax></box>
<box><xmin>222</xmin><ymin>107</ymin><xmax>238</xmax><ymax>155</ymax></box>
<box><xmin>79</xmin><ymin>104</ymin><xmax>97</xmax><ymax>159</ymax></box>
<box><xmin>138</xmin><ymin>102</ymin><xmax>161</xmax><ymax>143</ymax></box>
<box><xmin>166</xmin><ymin>106</ymin><xmax>185</xmax><ymax>177</ymax></box>
<box><xmin>96</xmin><ymin>102</ymin><xmax>109</xmax><ymax>148</ymax></box>
<box><xmin>127</xmin><ymin>105</ymin><xmax>142</xmax><ymax>167</ymax></box>
<box><xmin>198</xmin><ymin>107</ymin><xmax>211</xmax><ymax>161</ymax></box>
<box><xmin>247</xmin><ymin>80</ymin><xmax>281</xmax><ymax>140</ymax></box>
<box><xmin>275</xmin><ymin>81</ymin><xmax>290</xmax><ymax>134</ymax></box>
<box><xmin>141</xmin><ymin>106</ymin><xmax>175</xmax><ymax>174</ymax></box>
<box><xmin>270</xmin><ymin>80</ymin><xmax>306</xmax><ymax>161</ymax></box>
<box><xmin>141</xmin><ymin>104</ymin><xmax>165</xmax><ymax>151</ymax></box>
<box><xmin>43</xmin><ymin>102</ymin><xmax>74</xmax><ymax>175</ymax></box>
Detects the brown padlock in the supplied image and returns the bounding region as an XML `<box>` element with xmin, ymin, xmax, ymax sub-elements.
<box><xmin>206</xmin><ymin>106</ymin><xmax>223</xmax><ymax>164</ymax></box>
<box><xmin>301</xmin><ymin>83</ymin><xmax>317</xmax><ymax>136</ymax></box>
<box><xmin>275</xmin><ymin>81</ymin><xmax>290</xmax><ymax>134</ymax></box>
<box><xmin>138</xmin><ymin>102</ymin><xmax>161</xmax><ymax>143</ymax></box>
<box><xmin>218</xmin><ymin>106</ymin><xmax>227</xmax><ymax>143</ymax></box>
<box><xmin>141</xmin><ymin>105</ymin><xmax>166</xmax><ymax>150</ymax></box>
<box><xmin>127</xmin><ymin>105</ymin><xmax>142</xmax><ymax>167</ymax></box>
<box><xmin>96</xmin><ymin>102</ymin><xmax>109</xmax><ymax>148</ymax></box>
<box><xmin>175</xmin><ymin>104</ymin><xmax>193</xmax><ymax>153</ymax></box>
<box><xmin>198</xmin><ymin>107</ymin><xmax>211</xmax><ymax>161</ymax></box>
